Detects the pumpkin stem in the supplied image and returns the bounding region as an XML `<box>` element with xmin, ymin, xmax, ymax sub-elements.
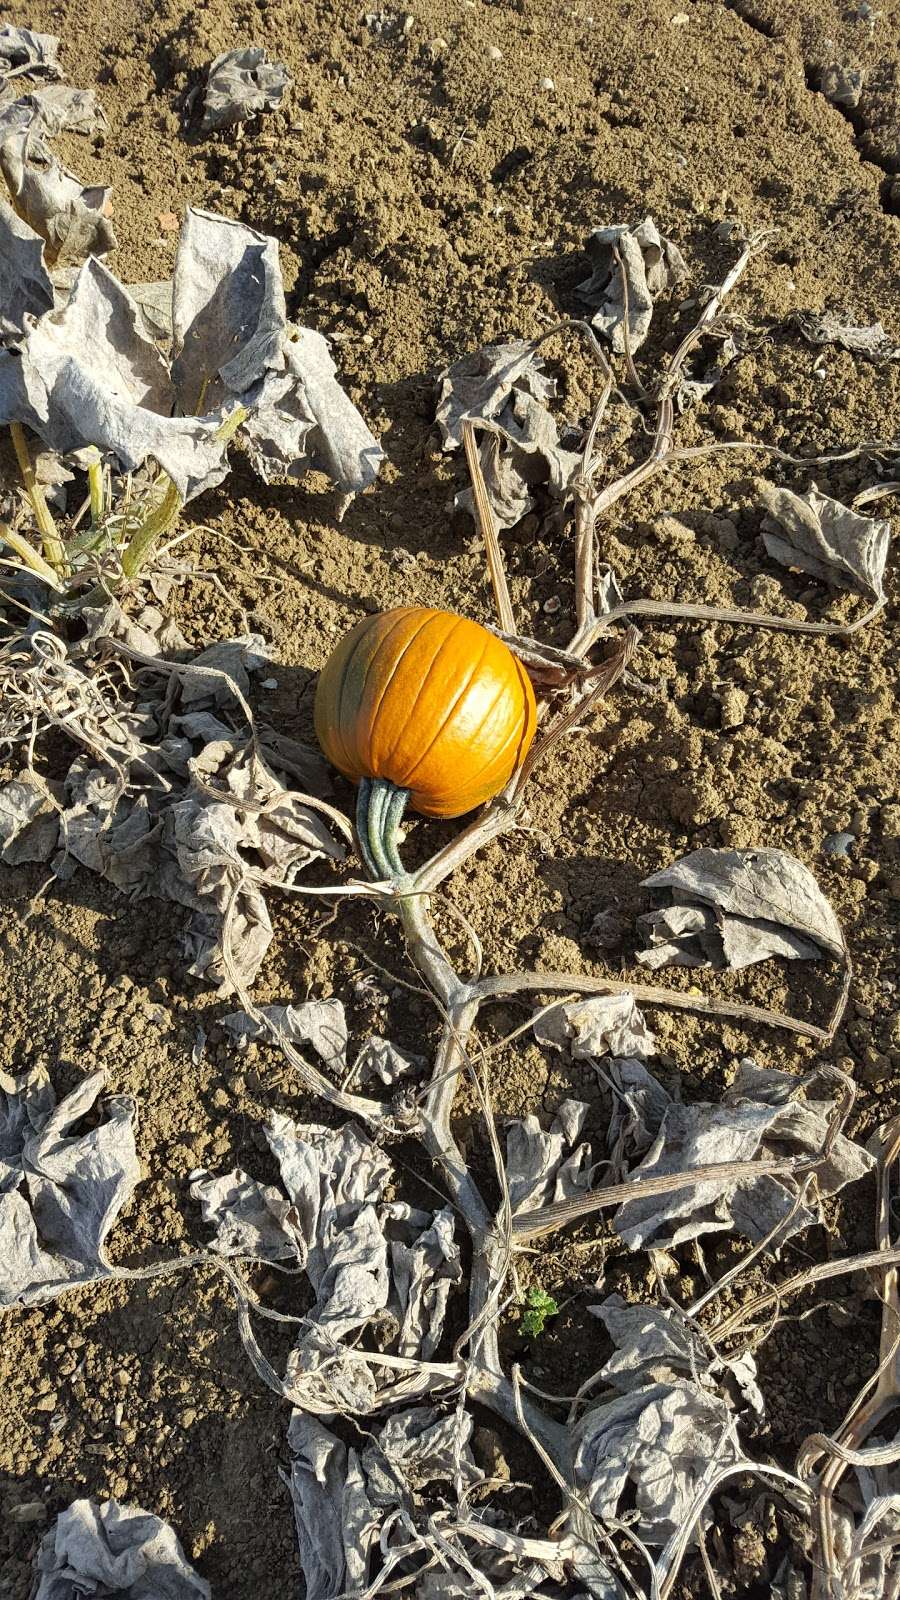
<box><xmin>356</xmin><ymin>777</ymin><xmax>409</xmax><ymax>880</ymax></box>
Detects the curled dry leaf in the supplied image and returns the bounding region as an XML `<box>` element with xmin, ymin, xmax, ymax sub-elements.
<box><xmin>534</xmin><ymin>991</ymin><xmax>657</xmax><ymax>1060</ymax></box>
<box><xmin>0</xmin><ymin>24</ymin><xmax>61</xmax><ymax>81</ymax></box>
<box><xmin>173</xmin><ymin>207</ymin><xmax>384</xmax><ymax>492</ymax></box>
<box><xmin>759</xmin><ymin>481</ymin><xmax>890</xmax><ymax>602</ymax></box>
<box><xmin>0</xmin><ymin>257</ymin><xmax>231</xmax><ymax>500</ymax></box>
<box><xmin>505</xmin><ymin>1098</ymin><xmax>594</xmax><ymax>1213</ymax></box>
<box><xmin>198</xmin><ymin>46</ymin><xmax>292</xmax><ymax>134</ymax></box>
<box><xmin>577</xmin><ymin>216</ymin><xmax>688</xmax><ymax>353</ymax></box>
<box><xmin>219</xmin><ymin>1002</ymin><xmax>421</xmax><ymax>1087</ymax></box>
<box><xmin>287</xmin><ymin>1408</ymin><xmax>483</xmax><ymax>1600</ymax></box>
<box><xmin>0</xmin><ymin>196</ymin><xmax>55</xmax><ymax>336</ymax></box>
<box><xmin>221</xmin><ymin>999</ymin><xmax>349</xmax><ymax>1074</ymax></box>
<box><xmin>0</xmin><ymin>1068</ymin><xmax>139</xmax><ymax>1308</ymax></box>
<box><xmin>596</xmin><ymin>1056</ymin><xmax>672</xmax><ymax>1177</ymax></box>
<box><xmin>0</xmin><ymin>82</ymin><xmax>114</xmax><ymax>266</ymax></box>
<box><xmin>637</xmin><ymin>844</ymin><xmax>845</xmax><ymax>971</ymax></box>
<box><xmin>197</xmin><ymin>1113</ymin><xmax>461</xmax><ymax>1412</ymax></box>
<box><xmin>435</xmin><ymin>339</ymin><xmax>554</xmax><ymax>449</ymax></box>
<box><xmin>436</xmin><ymin>339</ymin><xmax>578</xmax><ymax>529</ymax></box>
<box><xmin>0</xmin><ymin>774</ymin><xmax>60</xmax><ymax>864</ymax></box>
<box><xmin>0</xmin><ymin>625</ymin><xmax>343</xmax><ymax>993</ymax></box>
<box><xmin>573</xmin><ymin>1293</ymin><xmax>754</xmax><ymax>1545</ymax></box>
<box><xmin>32</xmin><ymin>1499</ymin><xmax>210</xmax><ymax>1599</ymax></box>
<box><xmin>791</xmin><ymin>308</ymin><xmax>898</xmax><ymax>362</ymax></box>
<box><xmin>613</xmin><ymin>1062</ymin><xmax>874</xmax><ymax>1250</ymax></box>
<box><xmin>1</xmin><ymin>205</ymin><xmax>382</xmax><ymax>500</ymax></box>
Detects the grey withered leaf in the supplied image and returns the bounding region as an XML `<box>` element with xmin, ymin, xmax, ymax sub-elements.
<box><xmin>172</xmin><ymin>208</ymin><xmax>383</xmax><ymax>492</ymax></box>
<box><xmin>0</xmin><ymin>198</ymin><xmax>54</xmax><ymax>338</ymax></box>
<box><xmin>613</xmin><ymin>1061</ymin><xmax>873</xmax><ymax>1251</ymax></box>
<box><xmin>792</xmin><ymin>309</ymin><xmax>898</xmax><ymax>362</ymax></box>
<box><xmin>435</xmin><ymin>338</ymin><xmax>554</xmax><ymax>450</ymax></box>
<box><xmin>577</xmin><ymin>216</ymin><xmax>688</xmax><ymax>353</ymax></box>
<box><xmin>759</xmin><ymin>482</ymin><xmax>890</xmax><ymax>601</ymax></box>
<box><xmin>0</xmin><ymin>256</ymin><xmax>232</xmax><ymax>500</ymax></box>
<box><xmin>0</xmin><ymin>25</ymin><xmax>61</xmax><ymax>81</ymax></box>
<box><xmin>0</xmin><ymin>1069</ymin><xmax>139</xmax><ymax>1308</ymax></box>
<box><xmin>637</xmin><ymin>845</ymin><xmax>844</xmax><ymax>971</ymax></box>
<box><xmin>32</xmin><ymin>1498</ymin><xmax>210</xmax><ymax>1599</ymax></box>
<box><xmin>199</xmin><ymin>47</ymin><xmax>292</xmax><ymax>135</ymax></box>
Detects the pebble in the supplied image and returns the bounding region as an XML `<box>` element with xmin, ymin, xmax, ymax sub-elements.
<box><xmin>8</xmin><ymin>1502</ymin><xmax>47</xmax><ymax>1524</ymax></box>
<box><xmin>718</xmin><ymin>687</ymin><xmax>748</xmax><ymax>730</ymax></box>
<box><xmin>179</xmin><ymin>1408</ymin><xmax>198</xmax><ymax>1429</ymax></box>
<box><xmin>486</xmin><ymin>44</ymin><xmax>503</xmax><ymax>61</ymax></box>
<box><xmin>822</xmin><ymin>831</ymin><xmax>855</xmax><ymax>858</ymax></box>
<box><xmin>539</xmin><ymin>76</ymin><xmax>555</xmax><ymax>91</ymax></box>
<box><xmin>260</xmin><ymin>677</ymin><xmax>278</xmax><ymax>690</ymax></box>
<box><xmin>34</xmin><ymin>1392</ymin><xmax>58</xmax><ymax>1413</ymax></box>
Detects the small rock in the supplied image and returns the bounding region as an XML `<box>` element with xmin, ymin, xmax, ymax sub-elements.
<box><xmin>8</xmin><ymin>1502</ymin><xmax>47</xmax><ymax>1525</ymax></box>
<box><xmin>34</xmin><ymin>1392</ymin><xmax>58</xmax><ymax>1413</ymax></box>
<box><xmin>486</xmin><ymin>44</ymin><xmax>503</xmax><ymax>61</ymax></box>
<box><xmin>260</xmin><ymin>677</ymin><xmax>278</xmax><ymax>690</ymax></box>
<box><xmin>402</xmin><ymin>13</ymin><xmax>415</xmax><ymax>34</ymax></box>
<box><xmin>718</xmin><ymin>687</ymin><xmax>748</xmax><ymax>730</ymax></box>
<box><xmin>179</xmin><ymin>1408</ymin><xmax>198</xmax><ymax>1429</ymax></box>
<box><xmin>823</xmin><ymin>832</ymin><xmax>855</xmax><ymax>858</ymax></box>
<box><xmin>539</xmin><ymin>76</ymin><xmax>555</xmax><ymax>91</ymax></box>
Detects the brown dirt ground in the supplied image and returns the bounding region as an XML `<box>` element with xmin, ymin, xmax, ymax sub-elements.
<box><xmin>1</xmin><ymin>0</ymin><xmax>900</xmax><ymax>1594</ymax></box>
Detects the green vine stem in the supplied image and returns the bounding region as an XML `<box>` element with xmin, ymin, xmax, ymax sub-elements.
<box><xmin>355</xmin><ymin>776</ymin><xmax>409</xmax><ymax>880</ymax></box>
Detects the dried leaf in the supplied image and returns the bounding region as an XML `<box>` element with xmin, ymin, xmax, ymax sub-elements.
<box><xmin>0</xmin><ymin>1069</ymin><xmax>139</xmax><ymax>1307</ymax></box>
<box><xmin>534</xmin><ymin>992</ymin><xmax>657</xmax><ymax>1060</ymax></box>
<box><xmin>172</xmin><ymin>207</ymin><xmax>285</xmax><ymax>412</ymax></box>
<box><xmin>435</xmin><ymin>339</ymin><xmax>553</xmax><ymax>450</ymax></box>
<box><xmin>287</xmin><ymin>1412</ymin><xmax>376</xmax><ymax>1600</ymax></box>
<box><xmin>2</xmin><ymin>628</ymin><xmax>345</xmax><ymax>994</ymax></box>
<box><xmin>220</xmin><ymin>999</ymin><xmax>349</xmax><ymax>1075</ymax></box>
<box><xmin>574</xmin><ymin>1294</ymin><xmax>753</xmax><ymax>1544</ymax></box>
<box><xmin>0</xmin><ymin>774</ymin><xmax>59</xmax><ymax>863</ymax></box>
<box><xmin>760</xmin><ymin>482</ymin><xmax>890</xmax><ymax>601</ymax></box>
<box><xmin>457</xmin><ymin>392</ymin><xmax>580</xmax><ymax>530</ymax></box>
<box><xmin>596</xmin><ymin>1057</ymin><xmax>672</xmax><ymax>1175</ymax></box>
<box><xmin>243</xmin><ymin>330</ymin><xmax>385</xmax><ymax>493</ymax></box>
<box><xmin>391</xmin><ymin>1207</ymin><xmax>461</xmax><ymax>1358</ymax></box>
<box><xmin>0</xmin><ymin>26</ymin><xmax>61</xmax><ymax>81</ymax></box>
<box><xmin>505</xmin><ymin>1098</ymin><xmax>594</xmax><ymax>1213</ymax></box>
<box><xmin>592</xmin><ymin>1292</ymin><xmax>764</xmax><ymax>1416</ymax></box>
<box><xmin>32</xmin><ymin>1498</ymin><xmax>210</xmax><ymax>1598</ymax></box>
<box><xmin>172</xmin><ymin>209</ymin><xmax>383</xmax><ymax>491</ymax></box>
<box><xmin>792</xmin><ymin>309</ymin><xmax>898</xmax><ymax>361</ymax></box>
<box><xmin>199</xmin><ymin>47</ymin><xmax>292</xmax><ymax>134</ymax></box>
<box><xmin>0</xmin><ymin>257</ymin><xmax>232</xmax><ymax>500</ymax></box>
<box><xmin>638</xmin><ymin>845</ymin><xmax>845</xmax><ymax>971</ymax></box>
<box><xmin>128</xmin><ymin>279</ymin><xmax>174</xmax><ymax>342</ymax></box>
<box><xmin>0</xmin><ymin>88</ymin><xmax>115</xmax><ymax>266</ymax></box>
<box><xmin>578</xmin><ymin>217</ymin><xmax>687</xmax><ymax>353</ymax></box>
<box><xmin>675</xmin><ymin>329</ymin><xmax>744</xmax><ymax>411</ymax></box>
<box><xmin>361</xmin><ymin>1405</ymin><xmax>479</xmax><ymax>1506</ymax></box>
<box><xmin>355</xmin><ymin>1034</ymin><xmax>422</xmax><ymax>1086</ymax></box>
<box><xmin>0</xmin><ymin>197</ymin><xmax>54</xmax><ymax>337</ymax></box>
<box><xmin>613</xmin><ymin>1061</ymin><xmax>874</xmax><ymax>1250</ymax></box>
<box><xmin>190</xmin><ymin>1166</ymin><xmax>304</xmax><ymax>1259</ymax></box>
<box><xmin>12</xmin><ymin>84</ymin><xmax>108</xmax><ymax>137</ymax></box>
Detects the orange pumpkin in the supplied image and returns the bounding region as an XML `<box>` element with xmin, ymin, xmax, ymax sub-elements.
<box><xmin>314</xmin><ymin>606</ymin><xmax>537</xmax><ymax>820</ymax></box>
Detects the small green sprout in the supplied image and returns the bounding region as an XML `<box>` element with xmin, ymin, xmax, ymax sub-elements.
<box><xmin>518</xmin><ymin>1285</ymin><xmax>559</xmax><ymax>1339</ymax></box>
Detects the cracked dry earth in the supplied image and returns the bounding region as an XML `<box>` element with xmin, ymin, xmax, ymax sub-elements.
<box><xmin>1</xmin><ymin>0</ymin><xmax>899</xmax><ymax>1595</ymax></box>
